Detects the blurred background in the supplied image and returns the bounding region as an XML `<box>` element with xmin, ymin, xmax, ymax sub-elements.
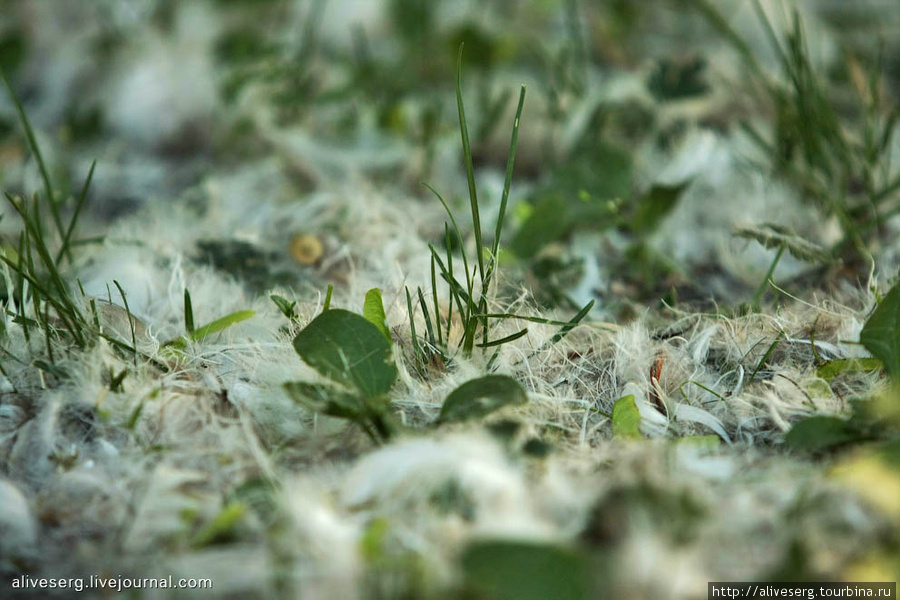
<box><xmin>1</xmin><ymin>0</ymin><xmax>900</xmax><ymax>317</ymax></box>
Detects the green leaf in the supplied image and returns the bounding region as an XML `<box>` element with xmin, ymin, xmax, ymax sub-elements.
<box><xmin>677</xmin><ymin>435</ymin><xmax>721</xmax><ymax>449</ymax></box>
<box><xmin>191</xmin><ymin>502</ymin><xmax>246</xmax><ymax>548</ymax></box>
<box><xmin>461</xmin><ymin>540</ymin><xmax>589</xmax><ymax>600</ymax></box>
<box><xmin>270</xmin><ymin>294</ymin><xmax>296</xmax><ymax>320</ymax></box>
<box><xmin>785</xmin><ymin>416</ymin><xmax>864</xmax><ymax>452</ymax></box>
<box><xmin>613</xmin><ymin>394</ymin><xmax>641</xmax><ymax>439</ymax></box>
<box><xmin>861</xmin><ymin>284</ymin><xmax>900</xmax><ymax>379</ymax></box>
<box><xmin>292</xmin><ymin>309</ymin><xmax>397</xmax><ymax>398</ymax></box>
<box><xmin>510</xmin><ymin>195</ymin><xmax>572</xmax><ymax>259</ymax></box>
<box><xmin>816</xmin><ymin>357</ymin><xmax>883</xmax><ymax>380</ymax></box>
<box><xmin>164</xmin><ymin>310</ymin><xmax>255</xmax><ymax>350</ymax></box>
<box><xmin>439</xmin><ymin>375</ymin><xmax>527</xmax><ymax>423</ymax></box>
<box><xmin>284</xmin><ymin>381</ymin><xmax>363</xmax><ymax>419</ymax></box>
<box><xmin>629</xmin><ymin>182</ymin><xmax>691</xmax><ymax>235</ymax></box>
<box><xmin>363</xmin><ymin>288</ymin><xmax>391</xmax><ymax>342</ymax></box>
<box><xmin>184</xmin><ymin>289</ymin><xmax>195</xmax><ymax>333</ymax></box>
<box><xmin>549</xmin><ymin>299</ymin><xmax>594</xmax><ymax>345</ymax></box>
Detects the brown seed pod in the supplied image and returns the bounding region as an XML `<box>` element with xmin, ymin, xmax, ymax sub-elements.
<box><xmin>289</xmin><ymin>233</ymin><xmax>324</xmax><ymax>266</ymax></box>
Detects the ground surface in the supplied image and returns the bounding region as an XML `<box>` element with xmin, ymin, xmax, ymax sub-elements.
<box><xmin>1</xmin><ymin>1</ymin><xmax>900</xmax><ymax>599</ymax></box>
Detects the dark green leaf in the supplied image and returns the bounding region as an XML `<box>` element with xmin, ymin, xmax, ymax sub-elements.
<box><xmin>613</xmin><ymin>394</ymin><xmax>641</xmax><ymax>439</ymax></box>
<box><xmin>509</xmin><ymin>195</ymin><xmax>572</xmax><ymax>259</ymax></box>
<box><xmin>284</xmin><ymin>381</ymin><xmax>363</xmax><ymax>420</ymax></box>
<box><xmin>861</xmin><ymin>284</ymin><xmax>900</xmax><ymax>379</ymax></box>
<box><xmin>461</xmin><ymin>540</ymin><xmax>589</xmax><ymax>600</ymax></box>
<box><xmin>439</xmin><ymin>375</ymin><xmax>527</xmax><ymax>423</ymax></box>
<box><xmin>629</xmin><ymin>182</ymin><xmax>691</xmax><ymax>235</ymax></box>
<box><xmin>184</xmin><ymin>289</ymin><xmax>195</xmax><ymax>333</ymax></box>
<box><xmin>785</xmin><ymin>416</ymin><xmax>864</xmax><ymax>451</ymax></box>
<box><xmin>293</xmin><ymin>309</ymin><xmax>397</xmax><ymax>397</ymax></box>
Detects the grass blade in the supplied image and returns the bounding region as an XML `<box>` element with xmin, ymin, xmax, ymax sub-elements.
<box><xmin>405</xmin><ymin>287</ymin><xmax>422</xmax><ymax>372</ymax></box>
<box><xmin>487</xmin><ymin>85</ymin><xmax>526</xmax><ymax>285</ymax></box>
<box><xmin>57</xmin><ymin>160</ymin><xmax>96</xmax><ymax>265</ymax></box>
<box><xmin>184</xmin><ymin>289</ymin><xmax>195</xmax><ymax>333</ymax></box>
<box><xmin>749</xmin><ymin>330</ymin><xmax>784</xmax><ymax>383</ymax></box>
<box><xmin>476</xmin><ymin>328</ymin><xmax>528</xmax><ymax>348</ymax></box>
<box><xmin>417</xmin><ymin>287</ymin><xmax>436</xmax><ymax>347</ymax></box>
<box><xmin>113</xmin><ymin>280</ymin><xmax>138</xmax><ymax>365</ymax></box>
<box><xmin>550</xmin><ymin>299</ymin><xmax>594</xmax><ymax>345</ymax></box>
<box><xmin>164</xmin><ymin>310</ymin><xmax>255</xmax><ymax>350</ymax></box>
<box><xmin>323</xmin><ymin>284</ymin><xmax>333</xmax><ymax>312</ymax></box>
<box><xmin>1</xmin><ymin>70</ymin><xmax>66</xmax><ymax>248</ymax></box>
<box><xmin>456</xmin><ymin>44</ymin><xmax>485</xmax><ymax>285</ymax></box>
<box><xmin>430</xmin><ymin>254</ymin><xmax>442</xmax><ymax>347</ymax></box>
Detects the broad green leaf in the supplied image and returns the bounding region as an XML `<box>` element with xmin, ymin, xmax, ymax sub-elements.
<box><xmin>629</xmin><ymin>182</ymin><xmax>691</xmax><ymax>235</ymax></box>
<box><xmin>613</xmin><ymin>395</ymin><xmax>641</xmax><ymax>439</ymax></box>
<box><xmin>461</xmin><ymin>540</ymin><xmax>589</xmax><ymax>600</ymax></box>
<box><xmin>816</xmin><ymin>357</ymin><xmax>883</xmax><ymax>380</ymax></box>
<box><xmin>293</xmin><ymin>309</ymin><xmax>397</xmax><ymax>398</ymax></box>
<box><xmin>439</xmin><ymin>375</ymin><xmax>527</xmax><ymax>423</ymax></box>
<box><xmin>785</xmin><ymin>416</ymin><xmax>864</xmax><ymax>452</ymax></box>
<box><xmin>861</xmin><ymin>284</ymin><xmax>900</xmax><ymax>378</ymax></box>
<box><xmin>363</xmin><ymin>288</ymin><xmax>391</xmax><ymax>342</ymax></box>
<box><xmin>284</xmin><ymin>381</ymin><xmax>363</xmax><ymax>420</ymax></box>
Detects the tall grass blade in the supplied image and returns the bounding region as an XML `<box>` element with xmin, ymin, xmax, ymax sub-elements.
<box><xmin>456</xmin><ymin>44</ymin><xmax>484</xmax><ymax>284</ymax></box>
<box><xmin>57</xmin><ymin>160</ymin><xmax>96</xmax><ymax>265</ymax></box>
<box><xmin>1</xmin><ymin>70</ymin><xmax>66</xmax><ymax>248</ymax></box>
<box><xmin>486</xmin><ymin>85</ymin><xmax>526</xmax><ymax>287</ymax></box>
<box><xmin>113</xmin><ymin>280</ymin><xmax>137</xmax><ymax>366</ymax></box>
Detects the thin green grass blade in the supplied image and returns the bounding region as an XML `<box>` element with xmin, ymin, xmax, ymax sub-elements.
<box><xmin>476</xmin><ymin>328</ymin><xmax>528</xmax><ymax>348</ymax></box>
<box><xmin>184</xmin><ymin>289</ymin><xmax>195</xmax><ymax>333</ymax></box>
<box><xmin>753</xmin><ymin>244</ymin><xmax>785</xmax><ymax>307</ymax></box>
<box><xmin>444</xmin><ymin>224</ymin><xmax>454</xmax><ymax>343</ymax></box>
<box><xmin>749</xmin><ymin>330</ymin><xmax>784</xmax><ymax>383</ymax></box>
<box><xmin>1</xmin><ymin>70</ymin><xmax>66</xmax><ymax>247</ymax></box>
<box><xmin>165</xmin><ymin>310</ymin><xmax>255</xmax><ymax>350</ymax></box>
<box><xmin>423</xmin><ymin>183</ymin><xmax>472</xmax><ymax>296</ymax></box>
<box><xmin>417</xmin><ymin>287</ymin><xmax>436</xmax><ymax>347</ymax></box>
<box><xmin>4</xmin><ymin>193</ymin><xmax>86</xmax><ymax>338</ymax></box>
<box><xmin>113</xmin><ymin>280</ymin><xmax>137</xmax><ymax>365</ymax></box>
<box><xmin>487</xmin><ymin>85</ymin><xmax>526</xmax><ymax>285</ymax></box>
<box><xmin>429</xmin><ymin>244</ymin><xmax>468</xmax><ymax>317</ymax></box>
<box><xmin>14</xmin><ymin>232</ymin><xmax>29</xmax><ymax>343</ymax></box>
<box><xmin>456</xmin><ymin>44</ymin><xmax>484</xmax><ymax>285</ymax></box>
<box><xmin>679</xmin><ymin>380</ymin><xmax>726</xmax><ymax>404</ymax></box>
<box><xmin>550</xmin><ymin>299</ymin><xmax>594</xmax><ymax>345</ymax></box>
<box><xmin>750</xmin><ymin>0</ymin><xmax>789</xmax><ymax>73</ymax></box>
<box><xmin>430</xmin><ymin>254</ymin><xmax>442</xmax><ymax>348</ymax></box>
<box><xmin>56</xmin><ymin>160</ymin><xmax>96</xmax><ymax>265</ymax></box>
<box><xmin>405</xmin><ymin>287</ymin><xmax>423</xmax><ymax>372</ymax></box>
<box><xmin>323</xmin><ymin>284</ymin><xmax>333</xmax><ymax>312</ymax></box>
